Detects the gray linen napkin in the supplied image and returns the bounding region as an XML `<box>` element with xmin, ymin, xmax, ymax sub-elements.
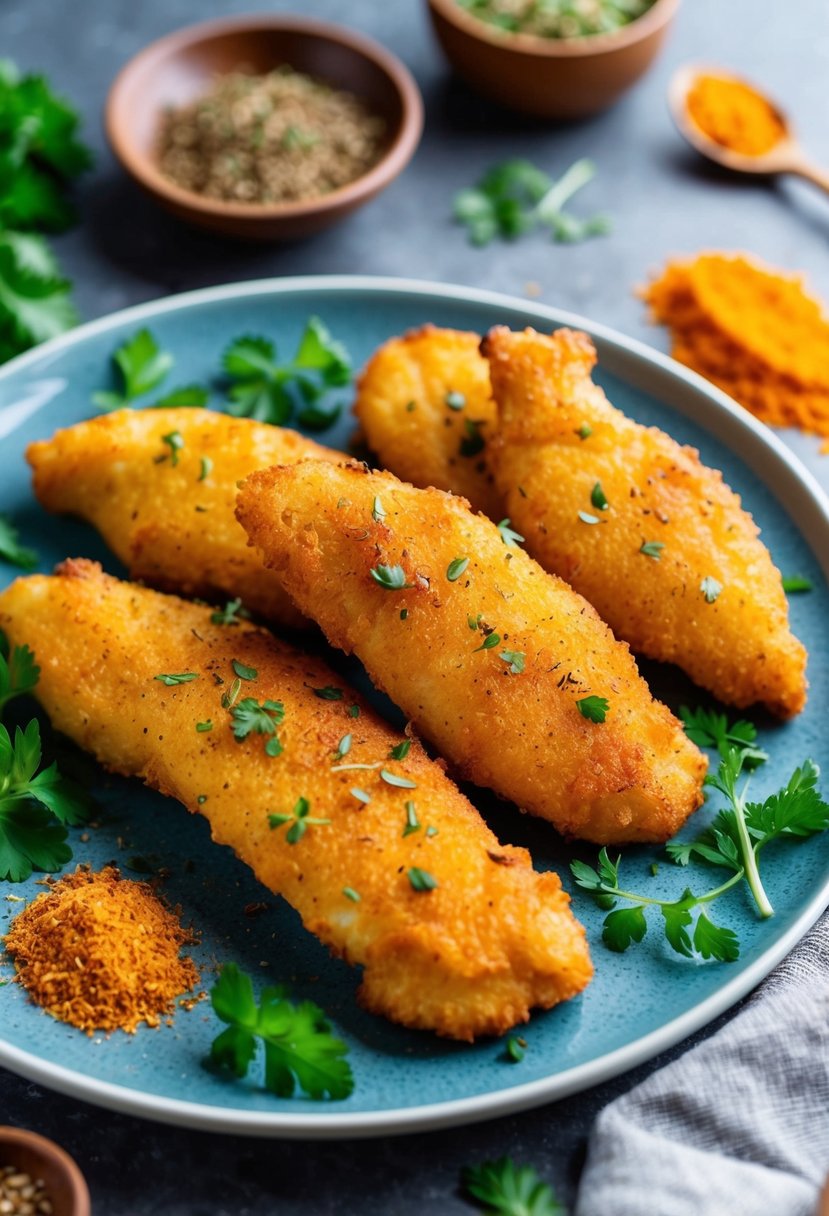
<box><xmin>575</xmin><ymin>912</ymin><xmax>829</xmax><ymax>1216</ymax></box>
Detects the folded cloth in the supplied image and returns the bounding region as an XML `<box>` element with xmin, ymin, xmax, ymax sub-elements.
<box><xmin>575</xmin><ymin>912</ymin><xmax>829</xmax><ymax>1216</ymax></box>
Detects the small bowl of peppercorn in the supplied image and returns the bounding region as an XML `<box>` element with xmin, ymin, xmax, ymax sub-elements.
<box><xmin>426</xmin><ymin>0</ymin><xmax>680</xmax><ymax>119</ymax></box>
<box><xmin>0</xmin><ymin>1127</ymin><xmax>90</xmax><ymax>1216</ymax></box>
<box><xmin>106</xmin><ymin>15</ymin><xmax>424</xmax><ymax>240</ymax></box>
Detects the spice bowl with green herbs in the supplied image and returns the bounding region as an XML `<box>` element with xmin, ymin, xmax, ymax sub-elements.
<box><xmin>426</xmin><ymin>0</ymin><xmax>680</xmax><ymax>118</ymax></box>
<box><xmin>106</xmin><ymin>15</ymin><xmax>423</xmax><ymax>240</ymax></box>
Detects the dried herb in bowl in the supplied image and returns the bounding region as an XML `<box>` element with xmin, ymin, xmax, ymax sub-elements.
<box><xmin>456</xmin><ymin>0</ymin><xmax>656</xmax><ymax>38</ymax></box>
<box><xmin>156</xmin><ymin>66</ymin><xmax>386</xmax><ymax>206</ymax></box>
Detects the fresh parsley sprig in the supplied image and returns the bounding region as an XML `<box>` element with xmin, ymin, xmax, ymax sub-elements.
<box><xmin>679</xmin><ymin>705</ymin><xmax>768</xmax><ymax>768</ymax></box>
<box><xmin>0</xmin><ymin>636</ymin><xmax>39</xmax><ymax>711</ymax></box>
<box><xmin>208</xmin><ymin>963</ymin><xmax>354</xmax><ymax>1100</ymax></box>
<box><xmin>461</xmin><ymin>1157</ymin><xmax>564</xmax><ymax>1216</ymax></box>
<box><xmin>230</xmin><ymin>698</ymin><xmax>285</xmax><ymax>756</ymax></box>
<box><xmin>92</xmin><ymin>328</ymin><xmax>175</xmax><ymax>409</ymax></box>
<box><xmin>222</xmin><ymin>316</ymin><xmax>351</xmax><ymax>430</ymax></box>
<box><xmin>453</xmin><ymin>157</ymin><xmax>610</xmax><ymax>248</ymax></box>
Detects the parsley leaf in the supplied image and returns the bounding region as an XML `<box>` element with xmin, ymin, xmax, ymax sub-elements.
<box><xmin>370</xmin><ymin>563</ymin><xmax>414</xmax><ymax>591</ymax></box>
<box><xmin>0</xmin><ymin>637</ymin><xmax>39</xmax><ymax>711</ymax></box>
<box><xmin>92</xmin><ymin>328</ymin><xmax>174</xmax><ymax>408</ymax></box>
<box><xmin>454</xmin><ymin>156</ymin><xmax>609</xmax><ymax>249</ymax></box>
<box><xmin>151</xmin><ymin>384</ymin><xmax>210</xmax><ymax>409</ymax></box>
<box><xmin>389</xmin><ymin>740</ymin><xmax>411</xmax><ymax>761</ymax></box>
<box><xmin>0</xmin><ymin>230</ymin><xmax>76</xmax><ymax>359</ymax></box>
<box><xmin>210</xmin><ymin>598</ymin><xmax>249</xmax><ymax>627</ymax></box>
<box><xmin>0</xmin><ymin>718</ymin><xmax>92</xmax><ymax>882</ymax></box>
<box><xmin>461</xmin><ymin>1157</ymin><xmax>563</xmax><ymax>1216</ymax></box>
<box><xmin>222</xmin><ymin>316</ymin><xmax>351</xmax><ymax>430</ymax></box>
<box><xmin>577</xmin><ymin>695</ymin><xmax>609</xmax><ymax>723</ymax></box>
<box><xmin>679</xmin><ymin>705</ymin><xmax>767</xmax><ymax>768</ymax></box>
<box><xmin>208</xmin><ymin>963</ymin><xmax>353</xmax><ymax>1100</ymax></box>
<box><xmin>0</xmin><ymin>515</ymin><xmax>37</xmax><ymax>570</ymax></box>
<box><xmin>230</xmin><ymin>698</ymin><xmax>285</xmax><ymax>753</ymax></box>
<box><xmin>231</xmin><ymin>659</ymin><xmax>257</xmax><ymax>682</ymax></box>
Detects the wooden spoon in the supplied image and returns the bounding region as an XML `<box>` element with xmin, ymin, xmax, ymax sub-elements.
<box><xmin>669</xmin><ymin>63</ymin><xmax>829</xmax><ymax>196</ymax></box>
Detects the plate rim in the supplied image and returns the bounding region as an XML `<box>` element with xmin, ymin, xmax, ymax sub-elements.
<box><xmin>1</xmin><ymin>272</ymin><xmax>827</xmax><ymax>1138</ymax></box>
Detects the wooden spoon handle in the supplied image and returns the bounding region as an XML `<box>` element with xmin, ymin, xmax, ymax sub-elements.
<box><xmin>787</xmin><ymin>157</ymin><xmax>829</xmax><ymax>196</ymax></box>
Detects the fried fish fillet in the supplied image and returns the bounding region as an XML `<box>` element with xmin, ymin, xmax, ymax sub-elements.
<box><xmin>236</xmin><ymin>461</ymin><xmax>706</xmax><ymax>843</ymax></box>
<box><xmin>27</xmin><ymin>408</ymin><xmax>342</xmax><ymax>628</ymax></box>
<box><xmin>0</xmin><ymin>559</ymin><xmax>592</xmax><ymax>1040</ymax></box>
<box><xmin>484</xmin><ymin>326</ymin><xmax>808</xmax><ymax>718</ymax></box>
<box><xmin>354</xmin><ymin>325</ymin><xmax>501</xmax><ymax>517</ymax></box>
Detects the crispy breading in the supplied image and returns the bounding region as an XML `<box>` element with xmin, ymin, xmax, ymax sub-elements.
<box><xmin>484</xmin><ymin>326</ymin><xmax>808</xmax><ymax>718</ymax></box>
<box><xmin>0</xmin><ymin>560</ymin><xmax>592</xmax><ymax>1041</ymax></box>
<box><xmin>354</xmin><ymin>325</ymin><xmax>501</xmax><ymax>517</ymax></box>
<box><xmin>236</xmin><ymin>461</ymin><xmax>706</xmax><ymax>844</ymax></box>
<box><xmin>26</xmin><ymin>408</ymin><xmax>342</xmax><ymax>627</ymax></box>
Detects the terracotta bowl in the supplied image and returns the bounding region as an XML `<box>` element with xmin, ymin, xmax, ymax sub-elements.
<box><xmin>0</xmin><ymin>1127</ymin><xmax>90</xmax><ymax>1216</ymax></box>
<box><xmin>426</xmin><ymin>0</ymin><xmax>680</xmax><ymax>119</ymax></box>
<box><xmin>106</xmin><ymin>16</ymin><xmax>424</xmax><ymax>240</ymax></box>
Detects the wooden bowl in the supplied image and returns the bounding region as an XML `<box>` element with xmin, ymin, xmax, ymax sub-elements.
<box><xmin>0</xmin><ymin>1127</ymin><xmax>90</xmax><ymax>1216</ymax></box>
<box><xmin>426</xmin><ymin>0</ymin><xmax>680</xmax><ymax>119</ymax></box>
<box><xmin>106</xmin><ymin>16</ymin><xmax>424</xmax><ymax>240</ymax></box>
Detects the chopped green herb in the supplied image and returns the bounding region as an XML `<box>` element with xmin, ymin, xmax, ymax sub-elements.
<box><xmin>400</xmin><ymin>609</ymin><xmax>408</xmax><ymax>621</ymax></box>
<box><xmin>208</xmin><ymin>963</ymin><xmax>353</xmax><ymax>1100</ymax></box>
<box><xmin>505</xmin><ymin>1035</ymin><xmax>527</xmax><ymax>1063</ymax></box>
<box><xmin>499</xmin><ymin>650</ymin><xmax>525</xmax><ymax>675</ymax></box>
<box><xmin>426</xmin><ymin>825</ymin><xmax>439</xmax><ymax>838</ymax></box>
<box><xmin>590</xmin><ymin>482</ymin><xmax>609</xmax><ymax>511</ymax></box>
<box><xmin>221</xmin><ymin>317</ymin><xmax>351</xmax><ymax>430</ymax></box>
<box><xmin>468</xmin><ymin>613</ymin><xmax>483</xmax><ymax>631</ymax></box>
<box><xmin>313</xmin><ymin>685</ymin><xmax>343</xmax><ymax>701</ymax></box>
<box><xmin>231</xmin><ymin>698</ymin><xmax>285</xmax><ymax>753</ymax></box>
<box><xmin>679</xmin><ymin>706</ymin><xmax>767</xmax><ymax>768</ymax></box>
<box><xmin>197</xmin><ymin>794</ymin><xmax>207</xmax><ymax>805</ymax></box>
<box><xmin>380</xmin><ymin>769</ymin><xmax>417</xmax><ymax>790</ymax></box>
<box><xmin>453</xmin><ymin>157</ymin><xmax>610</xmax><ymax>249</ymax></box>
<box><xmin>161</xmin><ymin>430</ymin><xmax>184</xmax><ymax>467</ymax></box>
<box><xmin>268</xmin><ymin>796</ymin><xmax>330</xmax><ymax>844</ymax></box>
<box><xmin>461</xmin><ymin>1157</ymin><xmax>563</xmax><ymax>1216</ymax></box>
<box><xmin>407</xmin><ymin>867</ymin><xmax>438</xmax><ymax>892</ymax></box>
<box><xmin>445</xmin><ymin>390</ymin><xmax>466</xmax><ymax>410</ymax></box>
<box><xmin>334</xmin><ymin>734</ymin><xmax>352</xmax><ymax>760</ymax></box>
<box><xmin>576</xmin><ymin>423</ymin><xmax>592</xmax><ymax>440</ymax></box>
<box><xmin>782</xmin><ymin>575</ymin><xmax>813</xmax><ymax>594</ymax></box>
<box><xmin>389</xmin><ymin>740</ymin><xmax>411</xmax><ymax>761</ymax></box>
<box><xmin>459</xmin><ymin>419</ymin><xmax>486</xmax><ymax>457</ymax></box>
<box><xmin>640</xmin><ymin>541</ymin><xmax>664</xmax><ymax>560</ymax></box>
<box><xmin>210</xmin><ymin>598</ymin><xmax>249</xmax><ymax>627</ymax></box>
<box><xmin>577</xmin><ymin>695</ymin><xmax>609</xmax><ymax>723</ymax></box>
<box><xmin>343</xmin><ymin>887</ymin><xmax>360</xmax><ymax>902</ymax></box>
<box><xmin>369</xmin><ymin>563</ymin><xmax>414</xmax><ymax>591</ymax></box>
<box><xmin>497</xmin><ymin>519</ymin><xmax>524</xmax><ymax>547</ymax></box>
<box><xmin>154</xmin><ymin>672</ymin><xmax>198</xmax><ymax>686</ymax></box>
<box><xmin>371</xmin><ymin>496</ymin><xmax>386</xmax><ymax>523</ymax></box>
<box><xmin>196</xmin><ymin>720</ymin><xmax>213</xmax><ymax>733</ymax></box>
<box><xmin>92</xmin><ymin>328</ymin><xmax>174</xmax><ymax>408</ymax></box>
<box><xmin>447</xmin><ymin>556</ymin><xmax>470</xmax><ymax>582</ymax></box>
<box><xmin>348</xmin><ymin>704</ymin><xmax>360</xmax><ymax>719</ymax></box>
<box><xmin>578</xmin><ymin>510</ymin><xmax>601</xmax><ymax>525</ymax></box>
<box><xmin>351</xmin><ymin>787</ymin><xmax>371</xmax><ymax>804</ymax></box>
<box><xmin>221</xmin><ymin>677</ymin><xmax>242</xmax><ymax>710</ymax></box>
<box><xmin>402</xmin><ymin>800</ymin><xmax>420</xmax><ymax>837</ymax></box>
<box><xmin>473</xmin><ymin>632</ymin><xmax>501</xmax><ymax>652</ymax></box>
<box><xmin>700</xmin><ymin>576</ymin><xmax>722</xmax><ymax>604</ymax></box>
<box><xmin>199</xmin><ymin>456</ymin><xmax>213</xmax><ymax>482</ymax></box>
<box><xmin>0</xmin><ymin>516</ymin><xmax>38</xmax><ymax>569</ymax></box>
<box><xmin>405</xmin><ymin>400</ymin><xmax>416</xmax><ymax>412</ymax></box>
<box><xmin>231</xmin><ymin>659</ymin><xmax>257</xmax><ymax>682</ymax></box>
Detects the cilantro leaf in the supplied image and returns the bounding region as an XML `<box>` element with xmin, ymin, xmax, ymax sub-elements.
<box><xmin>576</xmin><ymin>695</ymin><xmax>609</xmax><ymax>724</ymax></box>
<box><xmin>208</xmin><ymin>963</ymin><xmax>353</xmax><ymax>1100</ymax></box>
<box><xmin>679</xmin><ymin>705</ymin><xmax>767</xmax><ymax>768</ymax></box>
<box><xmin>92</xmin><ymin>328</ymin><xmax>174</xmax><ymax>408</ymax></box>
<box><xmin>745</xmin><ymin>760</ymin><xmax>829</xmax><ymax>840</ymax></box>
<box><xmin>462</xmin><ymin>1156</ymin><xmax>564</xmax><ymax>1216</ymax></box>
<box><xmin>231</xmin><ymin>697</ymin><xmax>285</xmax><ymax>741</ymax></box>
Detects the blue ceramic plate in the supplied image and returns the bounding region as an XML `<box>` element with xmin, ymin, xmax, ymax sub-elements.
<box><xmin>0</xmin><ymin>277</ymin><xmax>827</xmax><ymax>1139</ymax></box>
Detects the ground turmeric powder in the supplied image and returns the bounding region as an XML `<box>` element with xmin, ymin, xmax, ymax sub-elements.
<box><xmin>642</xmin><ymin>252</ymin><xmax>829</xmax><ymax>441</ymax></box>
<box><xmin>4</xmin><ymin>865</ymin><xmax>200</xmax><ymax>1033</ymax></box>
<box><xmin>686</xmin><ymin>74</ymin><xmax>786</xmax><ymax>156</ymax></box>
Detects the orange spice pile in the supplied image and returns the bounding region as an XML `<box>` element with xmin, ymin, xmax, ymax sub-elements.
<box><xmin>642</xmin><ymin>252</ymin><xmax>829</xmax><ymax>444</ymax></box>
<box><xmin>4</xmin><ymin>866</ymin><xmax>199</xmax><ymax>1034</ymax></box>
<box><xmin>686</xmin><ymin>74</ymin><xmax>786</xmax><ymax>156</ymax></box>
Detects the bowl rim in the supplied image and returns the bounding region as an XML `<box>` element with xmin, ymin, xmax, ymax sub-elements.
<box><xmin>427</xmin><ymin>0</ymin><xmax>680</xmax><ymax>57</ymax></box>
<box><xmin>0</xmin><ymin>1125</ymin><xmax>91</xmax><ymax>1216</ymax></box>
<box><xmin>105</xmin><ymin>14</ymin><xmax>424</xmax><ymax>223</ymax></box>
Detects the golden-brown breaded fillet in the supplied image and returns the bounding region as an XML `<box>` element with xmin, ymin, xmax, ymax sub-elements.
<box><xmin>0</xmin><ymin>559</ymin><xmax>592</xmax><ymax>1041</ymax></box>
<box><xmin>236</xmin><ymin>461</ymin><xmax>706</xmax><ymax>844</ymax></box>
<box><xmin>354</xmin><ymin>325</ymin><xmax>501</xmax><ymax>517</ymax></box>
<box><xmin>27</xmin><ymin>408</ymin><xmax>343</xmax><ymax>628</ymax></box>
<box><xmin>484</xmin><ymin>326</ymin><xmax>808</xmax><ymax>718</ymax></box>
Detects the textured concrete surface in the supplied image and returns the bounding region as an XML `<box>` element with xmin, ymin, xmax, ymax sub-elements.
<box><xmin>2</xmin><ymin>0</ymin><xmax>828</xmax><ymax>1210</ymax></box>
